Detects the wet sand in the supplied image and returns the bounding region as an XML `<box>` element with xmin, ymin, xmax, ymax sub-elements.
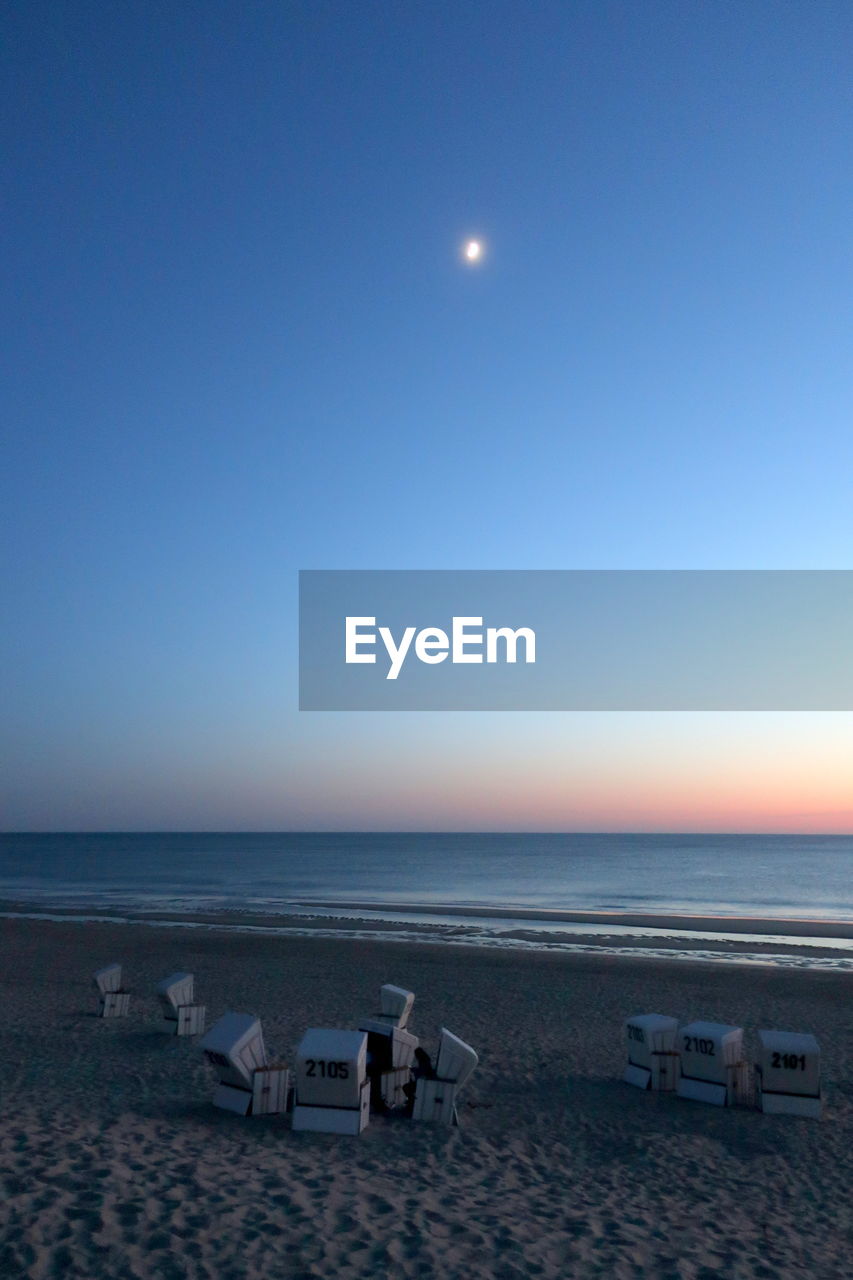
<box><xmin>294</xmin><ymin>901</ymin><xmax>853</xmax><ymax>939</ymax></box>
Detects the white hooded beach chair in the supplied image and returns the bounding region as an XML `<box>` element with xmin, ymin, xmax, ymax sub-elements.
<box><xmin>359</xmin><ymin>984</ymin><xmax>419</xmax><ymax>1111</ymax></box>
<box><xmin>676</xmin><ymin>1020</ymin><xmax>745</xmax><ymax>1106</ymax></box>
<box><xmin>756</xmin><ymin>1030</ymin><xmax>821</xmax><ymax>1118</ymax></box>
<box><xmin>623</xmin><ymin>1013</ymin><xmax>679</xmax><ymax>1091</ymax></box>
<box><xmin>412</xmin><ymin>1027</ymin><xmax>478</xmax><ymax>1125</ymax></box>
<box><xmin>292</xmin><ymin>1028</ymin><xmax>370</xmax><ymax>1134</ymax></box>
<box><xmin>156</xmin><ymin>972</ymin><xmax>206</xmax><ymax>1036</ymax></box>
<box><xmin>379</xmin><ymin>983</ymin><xmax>415</xmax><ymax>1029</ymax></box>
<box><xmin>93</xmin><ymin>963</ymin><xmax>130</xmax><ymax>1017</ymax></box>
<box><xmin>199</xmin><ymin>1012</ymin><xmax>289</xmax><ymax>1116</ymax></box>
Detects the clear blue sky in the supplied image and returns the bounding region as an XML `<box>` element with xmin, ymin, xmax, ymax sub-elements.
<box><xmin>3</xmin><ymin>1</ymin><xmax>852</xmax><ymax>830</ymax></box>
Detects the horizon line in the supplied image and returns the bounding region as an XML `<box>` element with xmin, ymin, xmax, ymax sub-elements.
<box><xmin>3</xmin><ymin>828</ymin><xmax>852</xmax><ymax>839</ymax></box>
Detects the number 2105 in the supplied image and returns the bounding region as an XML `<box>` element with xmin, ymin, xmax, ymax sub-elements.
<box><xmin>305</xmin><ymin>1059</ymin><xmax>349</xmax><ymax>1079</ymax></box>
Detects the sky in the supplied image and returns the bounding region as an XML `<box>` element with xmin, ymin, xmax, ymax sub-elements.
<box><xmin>2</xmin><ymin>0</ymin><xmax>852</xmax><ymax>832</ymax></box>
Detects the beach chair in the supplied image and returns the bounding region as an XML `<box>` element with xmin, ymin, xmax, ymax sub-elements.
<box><xmin>623</xmin><ymin>1013</ymin><xmax>680</xmax><ymax>1091</ymax></box>
<box><xmin>755</xmin><ymin>1030</ymin><xmax>822</xmax><ymax>1118</ymax></box>
<box><xmin>676</xmin><ymin>1020</ymin><xmax>745</xmax><ymax>1106</ymax></box>
<box><xmin>292</xmin><ymin>1028</ymin><xmax>371</xmax><ymax>1134</ymax></box>
<box><xmin>199</xmin><ymin>1012</ymin><xmax>289</xmax><ymax>1116</ymax></box>
<box><xmin>379</xmin><ymin>983</ymin><xmax>415</xmax><ymax>1029</ymax></box>
<box><xmin>412</xmin><ymin>1027</ymin><xmax>478</xmax><ymax>1125</ymax></box>
<box><xmin>359</xmin><ymin>984</ymin><xmax>419</xmax><ymax>1111</ymax></box>
<box><xmin>156</xmin><ymin>972</ymin><xmax>206</xmax><ymax>1036</ymax></box>
<box><xmin>93</xmin><ymin>963</ymin><xmax>131</xmax><ymax>1017</ymax></box>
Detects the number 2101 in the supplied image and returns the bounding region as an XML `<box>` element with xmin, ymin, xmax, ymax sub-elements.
<box><xmin>771</xmin><ymin>1052</ymin><xmax>806</xmax><ymax>1071</ymax></box>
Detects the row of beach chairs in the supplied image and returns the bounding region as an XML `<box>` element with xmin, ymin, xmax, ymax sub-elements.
<box><xmin>623</xmin><ymin>1013</ymin><xmax>822</xmax><ymax>1118</ymax></box>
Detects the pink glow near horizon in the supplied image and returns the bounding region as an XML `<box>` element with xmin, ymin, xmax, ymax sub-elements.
<box><xmin>7</xmin><ymin>715</ymin><xmax>852</xmax><ymax>834</ymax></box>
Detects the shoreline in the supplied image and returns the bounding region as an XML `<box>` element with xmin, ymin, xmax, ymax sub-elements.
<box><xmin>1</xmin><ymin>902</ymin><xmax>851</xmax><ymax>972</ymax></box>
<box><xmin>2</xmin><ymin>895</ymin><xmax>852</xmax><ymax>938</ymax></box>
<box><xmin>294</xmin><ymin>900</ymin><xmax>853</xmax><ymax>938</ymax></box>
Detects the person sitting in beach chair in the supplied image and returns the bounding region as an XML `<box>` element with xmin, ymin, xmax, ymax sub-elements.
<box><xmin>403</xmin><ymin>1046</ymin><xmax>436</xmax><ymax>1116</ymax></box>
<box><xmin>411</xmin><ymin>1028</ymin><xmax>478</xmax><ymax>1126</ymax></box>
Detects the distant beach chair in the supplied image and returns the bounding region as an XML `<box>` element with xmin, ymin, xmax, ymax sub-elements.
<box><xmin>623</xmin><ymin>1013</ymin><xmax>680</xmax><ymax>1091</ymax></box>
<box><xmin>379</xmin><ymin>983</ymin><xmax>415</xmax><ymax>1028</ymax></box>
<box><xmin>359</xmin><ymin>984</ymin><xmax>419</xmax><ymax>1111</ymax></box>
<box><xmin>156</xmin><ymin>972</ymin><xmax>206</xmax><ymax>1036</ymax></box>
<box><xmin>292</xmin><ymin>1028</ymin><xmax>371</xmax><ymax>1134</ymax></box>
<box><xmin>676</xmin><ymin>1020</ymin><xmax>746</xmax><ymax>1106</ymax></box>
<box><xmin>411</xmin><ymin>1027</ymin><xmax>478</xmax><ymax>1125</ymax></box>
<box><xmin>93</xmin><ymin>963</ymin><xmax>130</xmax><ymax>1017</ymax></box>
<box><xmin>199</xmin><ymin>1012</ymin><xmax>289</xmax><ymax>1116</ymax></box>
<box><xmin>755</xmin><ymin>1030</ymin><xmax>822</xmax><ymax>1118</ymax></box>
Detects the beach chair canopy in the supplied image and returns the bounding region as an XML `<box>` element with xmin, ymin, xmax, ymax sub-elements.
<box><xmin>298</xmin><ymin>1028</ymin><xmax>367</xmax><ymax>1060</ymax></box>
<box><xmin>156</xmin><ymin>972</ymin><xmax>194</xmax><ymax>1011</ymax></box>
<box><xmin>379</xmin><ymin>984</ymin><xmax>415</xmax><ymax>1028</ymax></box>
<box><xmin>757</xmin><ymin>1029</ymin><xmax>819</xmax><ymax>1056</ymax></box>
<box><xmin>200</xmin><ymin>1012</ymin><xmax>267</xmax><ymax>1089</ymax></box>
<box><xmin>435</xmin><ymin>1028</ymin><xmax>478</xmax><ymax>1087</ymax></box>
<box><xmin>93</xmin><ymin>963</ymin><xmax>122</xmax><ymax>995</ymax></box>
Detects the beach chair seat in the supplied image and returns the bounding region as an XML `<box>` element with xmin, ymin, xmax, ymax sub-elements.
<box><xmin>412</xmin><ymin>1028</ymin><xmax>478</xmax><ymax>1125</ymax></box>
<box><xmin>756</xmin><ymin>1030</ymin><xmax>821</xmax><ymax>1118</ymax></box>
<box><xmin>200</xmin><ymin>1012</ymin><xmax>287</xmax><ymax>1115</ymax></box>
<box><xmin>623</xmin><ymin>1013</ymin><xmax>679</xmax><ymax>1091</ymax></box>
<box><xmin>156</xmin><ymin>972</ymin><xmax>206</xmax><ymax>1036</ymax></box>
<box><xmin>93</xmin><ymin>963</ymin><xmax>131</xmax><ymax>1017</ymax></box>
<box><xmin>676</xmin><ymin>1020</ymin><xmax>745</xmax><ymax>1106</ymax></box>
<box><xmin>292</xmin><ymin>1029</ymin><xmax>370</xmax><ymax>1134</ymax></box>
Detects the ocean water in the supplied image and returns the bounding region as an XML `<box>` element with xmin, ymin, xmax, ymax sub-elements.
<box><xmin>2</xmin><ymin>833</ymin><xmax>851</xmax><ymax>970</ymax></box>
<box><xmin>0</xmin><ymin>831</ymin><xmax>851</xmax><ymax>920</ymax></box>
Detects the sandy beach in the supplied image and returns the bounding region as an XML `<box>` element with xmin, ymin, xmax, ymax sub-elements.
<box><xmin>1</xmin><ymin>916</ymin><xmax>851</xmax><ymax>1279</ymax></box>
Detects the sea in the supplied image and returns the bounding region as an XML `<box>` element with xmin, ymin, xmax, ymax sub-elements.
<box><xmin>1</xmin><ymin>832</ymin><xmax>851</xmax><ymax>969</ymax></box>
